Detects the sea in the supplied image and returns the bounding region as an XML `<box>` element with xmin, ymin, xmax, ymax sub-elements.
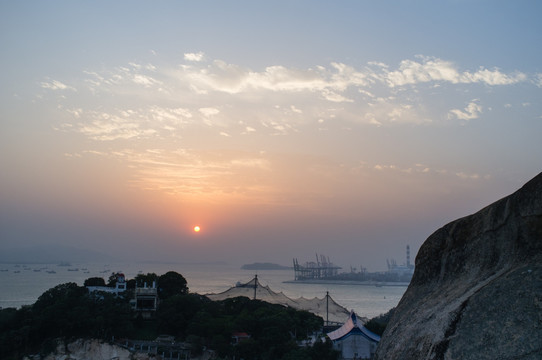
<box><xmin>0</xmin><ymin>262</ymin><xmax>406</xmax><ymax>319</ymax></box>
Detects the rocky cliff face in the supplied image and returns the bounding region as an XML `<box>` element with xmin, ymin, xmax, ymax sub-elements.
<box><xmin>375</xmin><ymin>173</ymin><xmax>542</xmax><ymax>360</ymax></box>
<box><xmin>24</xmin><ymin>339</ymin><xmax>153</xmax><ymax>360</ymax></box>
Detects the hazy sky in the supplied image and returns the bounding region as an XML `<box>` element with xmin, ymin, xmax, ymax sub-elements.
<box><xmin>1</xmin><ymin>1</ymin><xmax>541</xmax><ymax>270</ymax></box>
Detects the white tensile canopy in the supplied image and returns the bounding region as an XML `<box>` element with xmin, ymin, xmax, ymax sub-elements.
<box><xmin>205</xmin><ymin>276</ymin><xmax>351</xmax><ymax>324</ymax></box>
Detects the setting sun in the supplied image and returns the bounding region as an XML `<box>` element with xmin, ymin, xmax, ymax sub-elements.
<box><xmin>193</xmin><ymin>225</ymin><xmax>201</xmax><ymax>232</ymax></box>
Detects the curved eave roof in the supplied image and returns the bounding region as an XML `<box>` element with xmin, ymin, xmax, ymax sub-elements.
<box><xmin>327</xmin><ymin>311</ymin><xmax>380</xmax><ymax>343</ymax></box>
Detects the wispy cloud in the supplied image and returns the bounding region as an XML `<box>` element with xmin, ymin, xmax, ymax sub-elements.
<box><xmin>132</xmin><ymin>74</ymin><xmax>161</xmax><ymax>87</ymax></box>
<box><xmin>199</xmin><ymin>107</ymin><xmax>220</xmax><ymax>117</ymax></box>
<box><xmin>78</xmin><ymin>111</ymin><xmax>157</xmax><ymax>141</ymax></box>
<box><xmin>184</xmin><ymin>52</ymin><xmax>205</xmax><ymax>62</ymax></box>
<box><xmin>61</xmin><ymin>106</ymin><xmax>194</xmax><ymax>141</ymax></box>
<box><xmin>92</xmin><ymin>148</ymin><xmax>278</xmax><ymax>203</ymax></box>
<box><xmin>448</xmin><ymin>100</ymin><xmax>483</xmax><ymax>121</ymax></box>
<box><xmin>40</xmin><ymin>79</ymin><xmax>76</xmax><ymax>91</ymax></box>
<box><xmin>372</xmin><ymin>162</ymin><xmax>488</xmax><ymax>181</ymax></box>
<box><xmin>381</xmin><ymin>56</ymin><xmax>526</xmax><ymax>87</ymax></box>
<box><xmin>171</xmin><ymin>58</ymin><xmax>370</xmax><ymax>102</ymax></box>
<box><xmin>43</xmin><ymin>53</ymin><xmax>539</xmax><ymax>141</ymax></box>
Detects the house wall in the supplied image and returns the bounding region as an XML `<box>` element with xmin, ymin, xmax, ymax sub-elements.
<box><xmin>334</xmin><ymin>334</ymin><xmax>377</xmax><ymax>359</ymax></box>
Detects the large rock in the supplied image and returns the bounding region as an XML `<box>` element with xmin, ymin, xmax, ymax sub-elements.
<box><xmin>25</xmin><ymin>339</ymin><xmax>153</xmax><ymax>360</ymax></box>
<box><xmin>375</xmin><ymin>173</ymin><xmax>542</xmax><ymax>360</ymax></box>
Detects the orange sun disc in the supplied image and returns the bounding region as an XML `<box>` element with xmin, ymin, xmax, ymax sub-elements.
<box><xmin>193</xmin><ymin>226</ymin><xmax>201</xmax><ymax>232</ymax></box>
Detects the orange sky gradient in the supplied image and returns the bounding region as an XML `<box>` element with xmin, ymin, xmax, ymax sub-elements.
<box><xmin>1</xmin><ymin>1</ymin><xmax>541</xmax><ymax>270</ymax></box>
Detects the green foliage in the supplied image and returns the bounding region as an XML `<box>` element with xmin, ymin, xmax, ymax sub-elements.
<box><xmin>364</xmin><ymin>307</ymin><xmax>395</xmax><ymax>336</ymax></box>
<box><xmin>134</xmin><ymin>272</ymin><xmax>159</xmax><ymax>288</ymax></box>
<box><xmin>126</xmin><ymin>278</ymin><xmax>136</xmax><ymax>289</ymax></box>
<box><xmin>306</xmin><ymin>338</ymin><xmax>339</xmax><ymax>360</ymax></box>
<box><xmin>107</xmin><ymin>272</ymin><xmax>123</xmax><ymax>287</ymax></box>
<box><xmin>157</xmin><ymin>271</ymin><xmax>188</xmax><ymax>299</ymax></box>
<box><xmin>1</xmin><ymin>273</ymin><xmax>335</xmax><ymax>360</ymax></box>
<box><xmin>83</xmin><ymin>277</ymin><xmax>106</xmax><ymax>287</ymax></box>
<box><xmin>1</xmin><ymin>283</ymin><xmax>134</xmax><ymax>359</ymax></box>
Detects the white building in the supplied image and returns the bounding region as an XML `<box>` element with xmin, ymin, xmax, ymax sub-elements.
<box><xmin>86</xmin><ymin>273</ymin><xmax>127</xmax><ymax>295</ymax></box>
<box><xmin>327</xmin><ymin>311</ymin><xmax>380</xmax><ymax>360</ymax></box>
<box><xmin>132</xmin><ymin>281</ymin><xmax>158</xmax><ymax>319</ymax></box>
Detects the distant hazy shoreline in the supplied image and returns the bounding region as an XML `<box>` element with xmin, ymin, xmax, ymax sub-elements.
<box><xmin>283</xmin><ymin>279</ymin><xmax>410</xmax><ymax>287</ymax></box>
<box><xmin>241</xmin><ymin>262</ymin><xmax>292</xmax><ymax>270</ymax></box>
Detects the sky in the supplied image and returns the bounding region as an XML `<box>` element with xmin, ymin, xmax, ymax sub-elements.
<box><xmin>1</xmin><ymin>1</ymin><xmax>541</xmax><ymax>271</ymax></box>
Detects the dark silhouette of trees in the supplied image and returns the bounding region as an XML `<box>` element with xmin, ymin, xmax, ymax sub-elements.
<box><xmin>134</xmin><ymin>272</ymin><xmax>158</xmax><ymax>288</ymax></box>
<box><xmin>365</xmin><ymin>307</ymin><xmax>395</xmax><ymax>336</ymax></box>
<box><xmin>83</xmin><ymin>277</ymin><xmax>106</xmax><ymax>287</ymax></box>
<box><xmin>1</xmin><ymin>282</ymin><xmax>134</xmax><ymax>359</ymax></box>
<box><xmin>107</xmin><ymin>272</ymin><xmax>123</xmax><ymax>287</ymax></box>
<box><xmin>158</xmin><ymin>271</ymin><xmax>188</xmax><ymax>299</ymax></box>
<box><xmin>1</xmin><ymin>273</ymin><xmax>339</xmax><ymax>360</ymax></box>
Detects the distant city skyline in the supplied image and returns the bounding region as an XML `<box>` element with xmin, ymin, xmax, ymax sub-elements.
<box><xmin>1</xmin><ymin>1</ymin><xmax>541</xmax><ymax>271</ymax></box>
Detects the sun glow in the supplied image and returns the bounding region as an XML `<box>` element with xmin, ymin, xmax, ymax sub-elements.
<box><xmin>193</xmin><ymin>225</ymin><xmax>201</xmax><ymax>232</ymax></box>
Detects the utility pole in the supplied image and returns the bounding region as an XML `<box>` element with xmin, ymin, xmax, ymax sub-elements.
<box><xmin>326</xmin><ymin>291</ymin><xmax>329</xmax><ymax>326</ymax></box>
<box><xmin>254</xmin><ymin>274</ymin><xmax>257</xmax><ymax>300</ymax></box>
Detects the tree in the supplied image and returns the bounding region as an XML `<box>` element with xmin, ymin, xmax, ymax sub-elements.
<box><xmin>134</xmin><ymin>273</ymin><xmax>159</xmax><ymax>288</ymax></box>
<box><xmin>107</xmin><ymin>272</ymin><xmax>124</xmax><ymax>287</ymax></box>
<box><xmin>307</xmin><ymin>338</ymin><xmax>339</xmax><ymax>360</ymax></box>
<box><xmin>158</xmin><ymin>271</ymin><xmax>188</xmax><ymax>299</ymax></box>
<box><xmin>365</xmin><ymin>307</ymin><xmax>395</xmax><ymax>336</ymax></box>
<box><xmin>84</xmin><ymin>277</ymin><xmax>106</xmax><ymax>287</ymax></box>
<box><xmin>126</xmin><ymin>278</ymin><xmax>136</xmax><ymax>289</ymax></box>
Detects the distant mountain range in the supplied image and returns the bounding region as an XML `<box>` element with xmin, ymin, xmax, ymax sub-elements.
<box><xmin>0</xmin><ymin>244</ymin><xmax>116</xmax><ymax>264</ymax></box>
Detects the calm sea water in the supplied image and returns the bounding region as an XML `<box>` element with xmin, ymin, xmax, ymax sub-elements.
<box><xmin>0</xmin><ymin>262</ymin><xmax>406</xmax><ymax>319</ymax></box>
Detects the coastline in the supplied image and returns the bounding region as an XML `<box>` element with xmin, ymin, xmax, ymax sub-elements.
<box><xmin>283</xmin><ymin>279</ymin><xmax>410</xmax><ymax>287</ymax></box>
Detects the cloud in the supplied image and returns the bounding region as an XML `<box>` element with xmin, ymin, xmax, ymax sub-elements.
<box><xmin>372</xmin><ymin>162</ymin><xmax>487</xmax><ymax>181</ymax></box>
<box><xmin>448</xmin><ymin>100</ymin><xmax>483</xmax><ymax>121</ymax></box>
<box><xmin>199</xmin><ymin>107</ymin><xmax>220</xmax><ymax>117</ymax></box>
<box><xmin>40</xmin><ymin>80</ymin><xmax>76</xmax><ymax>91</ymax></box>
<box><xmin>62</xmin><ymin>106</ymin><xmax>196</xmax><ymax>141</ymax></box>
<box><xmin>150</xmin><ymin>106</ymin><xmax>193</xmax><ymax>122</ymax></box>
<box><xmin>102</xmin><ymin>148</ymin><xmax>276</xmax><ymax>202</ymax></box>
<box><xmin>50</xmin><ymin>53</ymin><xmax>539</xmax><ymax>137</ymax></box>
<box><xmin>290</xmin><ymin>105</ymin><xmax>302</xmax><ymax>114</ymax></box>
<box><xmin>455</xmin><ymin>172</ymin><xmax>480</xmax><ymax>180</ymax></box>
<box><xmin>78</xmin><ymin>112</ymin><xmax>157</xmax><ymax>141</ymax></box>
<box><xmin>66</xmin><ymin>108</ymin><xmax>83</xmax><ymax>118</ymax></box>
<box><xmin>179</xmin><ymin>60</ymin><xmax>368</xmax><ymax>97</ymax></box>
<box><xmin>382</xmin><ymin>56</ymin><xmax>526</xmax><ymax>87</ymax></box>
<box><xmin>184</xmin><ymin>52</ymin><xmax>205</xmax><ymax>62</ymax></box>
<box><xmin>132</xmin><ymin>74</ymin><xmax>161</xmax><ymax>87</ymax></box>
<box><xmin>321</xmin><ymin>89</ymin><xmax>353</xmax><ymax>103</ymax></box>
